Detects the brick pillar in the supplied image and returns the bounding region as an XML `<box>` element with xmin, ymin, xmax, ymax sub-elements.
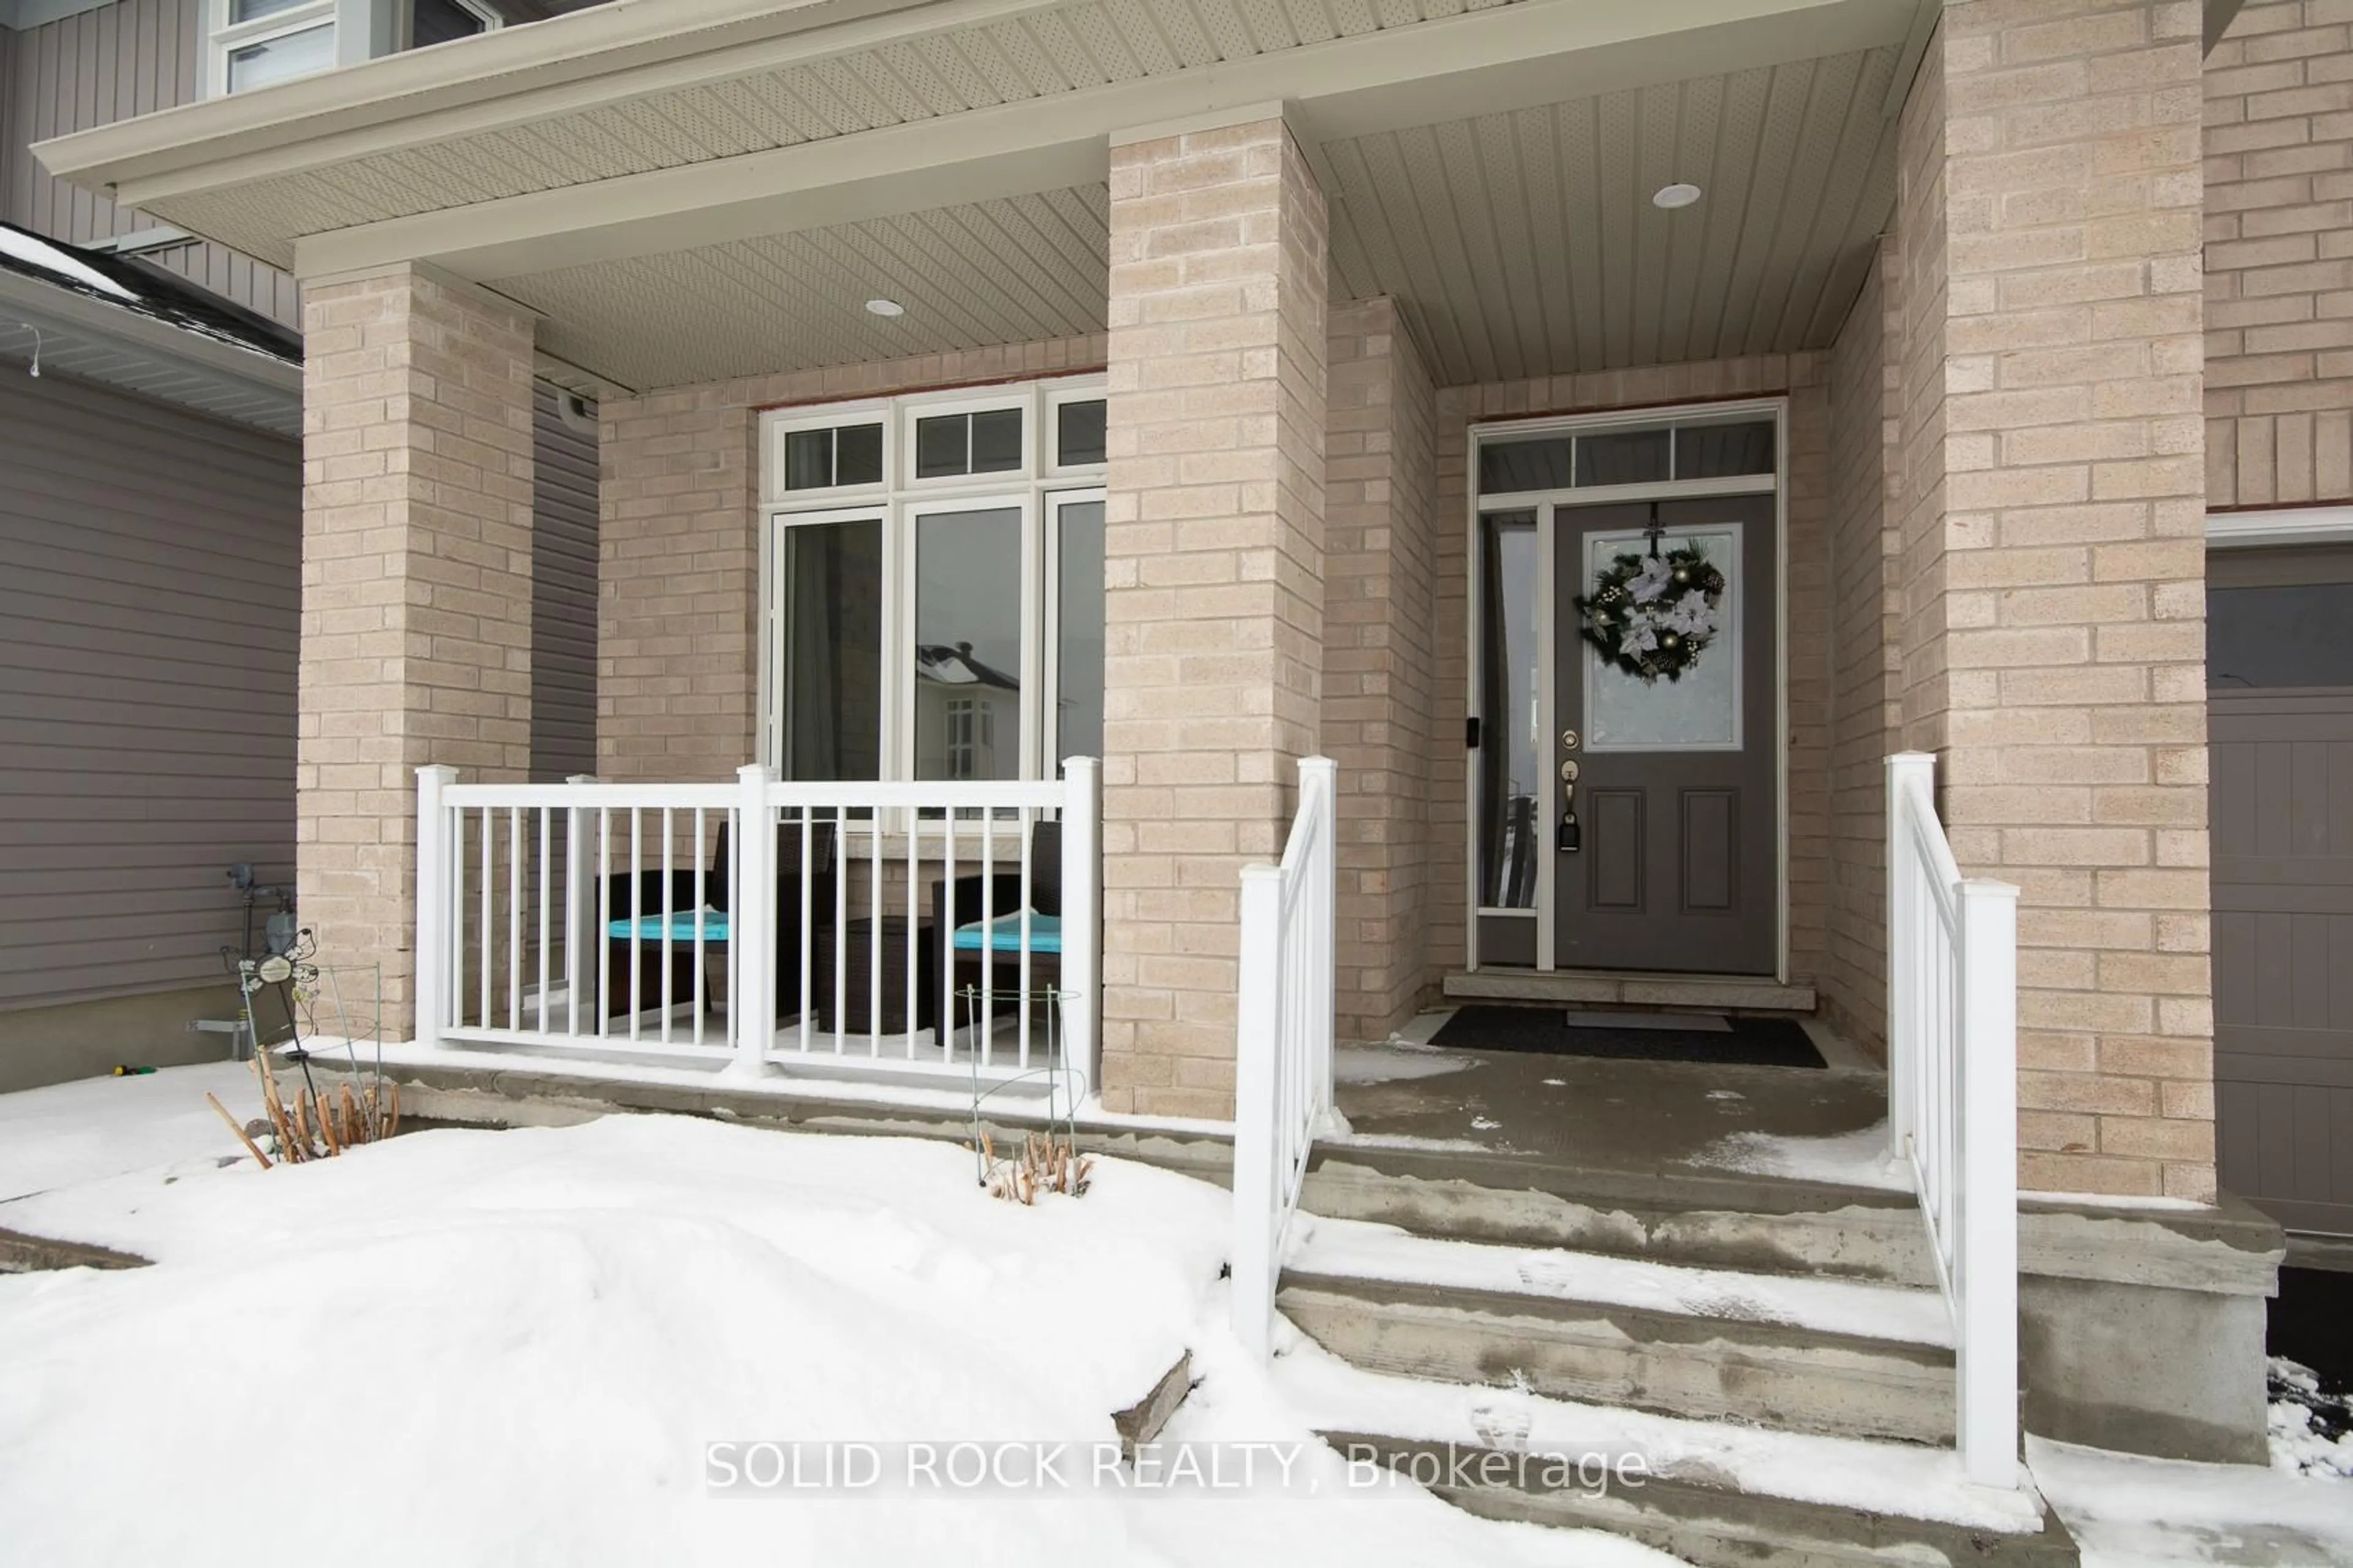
<box><xmin>1324</xmin><ymin>298</ymin><xmax>1439</xmax><ymax>1043</ymax></box>
<box><xmin>1894</xmin><ymin>0</ymin><xmax>2213</xmax><ymax>1199</ymax></box>
<box><xmin>297</xmin><ymin>264</ymin><xmax>536</xmax><ymax>1021</ymax></box>
<box><xmin>1099</xmin><ymin>113</ymin><xmax>1329</xmax><ymax>1117</ymax></box>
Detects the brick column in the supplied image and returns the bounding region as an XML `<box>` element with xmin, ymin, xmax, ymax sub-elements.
<box><xmin>297</xmin><ymin>263</ymin><xmax>536</xmax><ymax>1020</ymax></box>
<box><xmin>1100</xmin><ymin>113</ymin><xmax>1328</xmax><ymax>1117</ymax></box>
<box><xmin>1894</xmin><ymin>0</ymin><xmax>2213</xmax><ymax>1199</ymax></box>
<box><xmin>1325</xmin><ymin>298</ymin><xmax>1439</xmax><ymax>1043</ymax></box>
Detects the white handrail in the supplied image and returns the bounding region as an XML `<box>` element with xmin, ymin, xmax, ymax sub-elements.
<box><xmin>1886</xmin><ymin>751</ymin><xmax>2021</xmax><ymax>1490</ymax></box>
<box><xmin>412</xmin><ymin>763</ymin><xmax>1103</xmax><ymax>1097</ymax></box>
<box><xmin>1231</xmin><ymin>756</ymin><xmax>1339</xmax><ymax>1360</ymax></box>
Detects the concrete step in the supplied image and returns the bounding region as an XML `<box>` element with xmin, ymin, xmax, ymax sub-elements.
<box><xmin>1275</xmin><ymin>1355</ymin><xmax>2074</xmax><ymax>1568</ymax></box>
<box><xmin>1302</xmin><ymin>1140</ymin><xmax>1940</xmax><ymax>1289</ymax></box>
<box><xmin>1326</xmin><ymin>1429</ymin><xmax>2077</xmax><ymax>1568</ymax></box>
<box><xmin>1283</xmin><ymin>1220</ymin><xmax>1957</xmax><ymax>1446</ymax></box>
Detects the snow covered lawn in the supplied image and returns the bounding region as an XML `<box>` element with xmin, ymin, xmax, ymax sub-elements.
<box><xmin>0</xmin><ymin>1067</ymin><xmax>1677</xmax><ymax>1568</ymax></box>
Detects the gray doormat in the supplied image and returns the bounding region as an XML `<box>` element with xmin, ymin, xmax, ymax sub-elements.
<box><xmin>1428</xmin><ymin>1004</ymin><xmax>1825</xmax><ymax>1068</ymax></box>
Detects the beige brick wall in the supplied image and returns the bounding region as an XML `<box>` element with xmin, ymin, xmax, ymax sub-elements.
<box><xmin>1823</xmin><ymin>244</ymin><xmax>1903</xmax><ymax>1057</ymax></box>
<box><xmin>296</xmin><ymin>263</ymin><xmax>536</xmax><ymax>1013</ymax></box>
<box><xmin>1430</xmin><ymin>357</ymin><xmax>1836</xmax><ymax>990</ymax></box>
<box><xmin>1325</xmin><ymin>297</ymin><xmax>1441</xmax><ymax>1042</ymax></box>
<box><xmin>2205</xmin><ymin>0</ymin><xmax>2353</xmax><ymax>507</ymax></box>
<box><xmin>1895</xmin><ymin>0</ymin><xmax>2216</xmax><ymax>1200</ymax></box>
<box><xmin>596</xmin><ymin>337</ymin><xmax>1107</xmax><ymax>786</ymax></box>
<box><xmin>1099</xmin><ymin>116</ymin><xmax>1328</xmax><ymax>1116</ymax></box>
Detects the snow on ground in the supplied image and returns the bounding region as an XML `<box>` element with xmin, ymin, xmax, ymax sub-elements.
<box><xmin>1333</xmin><ymin>1039</ymin><xmax>1474</xmax><ymax>1085</ymax></box>
<box><xmin>1684</xmin><ymin>1121</ymin><xmax>1911</xmax><ymax>1191</ymax></box>
<box><xmin>2030</xmin><ymin>1434</ymin><xmax>2353</xmax><ymax>1566</ymax></box>
<box><xmin>2269</xmin><ymin>1357</ymin><xmax>2353</xmax><ymax>1480</ymax></box>
<box><xmin>0</xmin><ymin>1060</ymin><xmax>258</xmax><ymax>1203</ymax></box>
<box><xmin>0</xmin><ymin>1077</ymin><xmax>1681</xmax><ymax>1568</ymax></box>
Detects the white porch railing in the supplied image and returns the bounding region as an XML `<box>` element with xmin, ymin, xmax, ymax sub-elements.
<box><xmin>413</xmin><ymin>759</ymin><xmax>1100</xmax><ymax>1096</ymax></box>
<box><xmin>1230</xmin><ymin>757</ymin><xmax>1339</xmax><ymax>1360</ymax></box>
<box><xmin>1886</xmin><ymin>751</ymin><xmax>2021</xmax><ymax>1490</ymax></box>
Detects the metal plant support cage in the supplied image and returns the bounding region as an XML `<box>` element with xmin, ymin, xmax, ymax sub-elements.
<box><xmin>235</xmin><ymin>930</ymin><xmax>393</xmax><ymax>1142</ymax></box>
<box><xmin>961</xmin><ymin>985</ymin><xmax>1090</xmax><ymax>1199</ymax></box>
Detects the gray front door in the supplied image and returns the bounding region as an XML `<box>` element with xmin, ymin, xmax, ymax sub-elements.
<box><xmin>1552</xmin><ymin>496</ymin><xmax>1777</xmax><ymax>974</ymax></box>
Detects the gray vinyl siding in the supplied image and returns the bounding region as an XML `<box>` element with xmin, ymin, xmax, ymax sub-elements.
<box><xmin>1</xmin><ymin>0</ymin><xmax>301</xmax><ymax>330</ymax></box>
<box><xmin>0</xmin><ymin>366</ymin><xmax>299</xmax><ymax>1011</ymax></box>
<box><xmin>531</xmin><ymin>382</ymin><xmax>597</xmax><ymax>782</ymax></box>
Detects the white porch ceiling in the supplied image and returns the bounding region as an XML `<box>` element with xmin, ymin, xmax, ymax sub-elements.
<box><xmin>487</xmin><ymin>49</ymin><xmax>1901</xmax><ymax>392</ymax></box>
<box><xmin>499</xmin><ymin>186</ymin><xmax>1110</xmax><ymax>390</ymax></box>
<box><xmin>1324</xmin><ymin>46</ymin><xmax>1902</xmax><ymax>385</ymax></box>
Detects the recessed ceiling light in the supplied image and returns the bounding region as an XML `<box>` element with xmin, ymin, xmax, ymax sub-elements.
<box><xmin>1652</xmin><ymin>183</ymin><xmax>1703</xmax><ymax>210</ymax></box>
<box><xmin>865</xmin><ymin>297</ymin><xmax>905</xmax><ymax>317</ymax></box>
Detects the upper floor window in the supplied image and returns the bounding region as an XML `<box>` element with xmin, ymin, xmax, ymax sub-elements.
<box><xmin>208</xmin><ymin>0</ymin><xmax>503</xmax><ymax>96</ymax></box>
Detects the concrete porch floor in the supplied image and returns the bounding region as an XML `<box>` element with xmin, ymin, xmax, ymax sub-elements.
<box><xmin>1331</xmin><ymin>1014</ymin><xmax>1896</xmax><ymax>1192</ymax></box>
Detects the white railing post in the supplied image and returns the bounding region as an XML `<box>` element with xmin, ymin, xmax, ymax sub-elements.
<box><xmin>728</xmin><ymin>764</ymin><xmax>774</xmax><ymax>1076</ymax></box>
<box><xmin>1885</xmin><ymin>751</ymin><xmax>1936</xmax><ymax>1165</ymax></box>
<box><xmin>1060</xmin><ymin>756</ymin><xmax>1102</xmax><ymax>1098</ymax></box>
<box><xmin>414</xmin><ymin>765</ymin><xmax>458</xmax><ymax>1050</ymax></box>
<box><xmin>563</xmin><ymin>775</ymin><xmax>599</xmax><ymax>1035</ymax></box>
<box><xmin>1957</xmin><ymin>876</ymin><xmax>2020</xmax><ymax>1489</ymax></box>
<box><xmin>1300</xmin><ymin>756</ymin><xmax>1338</xmax><ymax>1121</ymax></box>
<box><xmin>1231</xmin><ymin>860</ymin><xmax>1285</xmax><ymax>1360</ymax></box>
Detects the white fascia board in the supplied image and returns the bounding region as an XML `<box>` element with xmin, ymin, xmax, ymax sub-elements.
<box><xmin>290</xmin><ymin>0</ymin><xmax>1915</xmax><ymax>284</ymax></box>
<box><xmin>0</xmin><ymin>267</ymin><xmax>303</xmax><ymax>404</ymax></box>
<box><xmin>37</xmin><ymin>0</ymin><xmax>1070</xmax><ymax>199</ymax></box>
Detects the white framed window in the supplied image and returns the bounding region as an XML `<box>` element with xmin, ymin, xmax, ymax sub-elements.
<box><xmin>760</xmin><ymin>376</ymin><xmax>1107</xmax><ymax>795</ymax></box>
<box><xmin>207</xmin><ymin>0</ymin><xmax>504</xmax><ymax>96</ymax></box>
<box><xmin>901</xmin><ymin>392</ymin><xmax>1034</xmax><ymax>489</ymax></box>
<box><xmin>210</xmin><ymin>0</ymin><xmax>337</xmax><ymax>94</ymax></box>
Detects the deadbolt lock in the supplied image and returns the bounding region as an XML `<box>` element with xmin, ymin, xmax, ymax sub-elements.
<box><xmin>1561</xmin><ymin>729</ymin><xmax>1580</xmax><ymax>752</ymax></box>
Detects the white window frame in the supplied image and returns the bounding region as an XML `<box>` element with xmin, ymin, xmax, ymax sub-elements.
<box><xmin>765</xmin><ymin>503</ymin><xmax>893</xmax><ymax>789</ymax></box>
<box><xmin>1044</xmin><ymin>385</ymin><xmax>1112</xmax><ymax>479</ymax></box>
<box><xmin>207</xmin><ymin>0</ymin><xmax>337</xmax><ymax>96</ymax></box>
<box><xmin>757</xmin><ymin>375</ymin><xmax>1107</xmax><ymax>811</ymax></box>
<box><xmin>765</xmin><ymin>399</ymin><xmax>893</xmax><ymax>504</ymax></box>
<box><xmin>1043</xmin><ymin>485</ymin><xmax>1108</xmax><ymax>775</ymax></box>
<box><xmin>900</xmin><ymin>391</ymin><xmax>1037</xmax><ymax>491</ymax></box>
<box><xmin>900</xmin><ymin>488</ymin><xmax>1040</xmax><ymax>789</ymax></box>
<box><xmin>207</xmin><ymin>0</ymin><xmax>502</xmax><ymax>97</ymax></box>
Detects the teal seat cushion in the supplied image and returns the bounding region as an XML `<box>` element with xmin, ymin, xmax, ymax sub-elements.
<box><xmin>951</xmin><ymin>912</ymin><xmax>1061</xmax><ymax>955</ymax></box>
<box><xmin>606</xmin><ymin>911</ymin><xmax>730</xmax><ymax>942</ymax></box>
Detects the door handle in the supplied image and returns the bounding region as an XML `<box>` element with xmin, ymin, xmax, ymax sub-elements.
<box><xmin>1557</xmin><ymin>781</ymin><xmax>1580</xmax><ymax>854</ymax></box>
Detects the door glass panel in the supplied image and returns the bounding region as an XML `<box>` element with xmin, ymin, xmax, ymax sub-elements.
<box><xmin>913</xmin><ymin>507</ymin><xmax>1024</xmax><ymax>781</ymax></box>
<box><xmin>1477</xmin><ymin>510</ymin><xmax>1540</xmax><ymax>908</ymax></box>
<box><xmin>1055</xmin><ymin>498</ymin><xmax>1105</xmax><ymax>768</ymax></box>
<box><xmin>779</xmin><ymin>520</ymin><xmax>884</xmax><ymax>781</ymax></box>
<box><xmin>2210</xmin><ymin>584</ymin><xmax>2353</xmax><ymax>687</ymax></box>
<box><xmin>1479</xmin><ymin>437</ymin><xmax>1572</xmax><ymax>494</ymax></box>
<box><xmin>1584</xmin><ymin>525</ymin><xmax>1742</xmax><ymax>752</ymax></box>
<box><xmin>225</xmin><ymin>23</ymin><xmax>333</xmax><ymax>89</ymax></box>
<box><xmin>1674</xmin><ymin>420</ymin><xmax>1776</xmax><ymax>479</ymax></box>
<box><xmin>1575</xmin><ymin>428</ymin><xmax>1671</xmax><ymax>487</ymax></box>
